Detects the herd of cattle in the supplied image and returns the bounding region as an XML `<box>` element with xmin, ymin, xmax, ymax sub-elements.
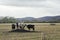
<box><xmin>12</xmin><ymin>23</ymin><xmax>56</xmax><ymax>31</ymax></box>
<box><xmin>12</xmin><ymin>23</ymin><xmax>35</xmax><ymax>31</ymax></box>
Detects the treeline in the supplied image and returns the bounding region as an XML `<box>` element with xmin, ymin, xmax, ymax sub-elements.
<box><xmin>0</xmin><ymin>16</ymin><xmax>60</xmax><ymax>23</ymax></box>
<box><xmin>0</xmin><ymin>17</ymin><xmax>18</xmax><ymax>23</ymax></box>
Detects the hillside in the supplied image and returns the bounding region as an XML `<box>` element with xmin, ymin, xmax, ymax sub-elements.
<box><xmin>0</xmin><ymin>16</ymin><xmax>60</xmax><ymax>23</ymax></box>
<box><xmin>17</xmin><ymin>16</ymin><xmax>60</xmax><ymax>23</ymax></box>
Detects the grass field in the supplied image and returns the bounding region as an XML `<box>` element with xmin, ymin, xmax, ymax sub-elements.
<box><xmin>0</xmin><ymin>23</ymin><xmax>60</xmax><ymax>40</ymax></box>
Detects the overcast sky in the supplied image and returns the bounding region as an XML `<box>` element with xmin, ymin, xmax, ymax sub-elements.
<box><xmin>0</xmin><ymin>0</ymin><xmax>60</xmax><ymax>18</ymax></box>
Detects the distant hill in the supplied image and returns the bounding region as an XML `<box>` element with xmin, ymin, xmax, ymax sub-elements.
<box><xmin>17</xmin><ymin>17</ymin><xmax>35</xmax><ymax>21</ymax></box>
<box><xmin>0</xmin><ymin>16</ymin><xmax>60</xmax><ymax>23</ymax></box>
<box><xmin>37</xmin><ymin>16</ymin><xmax>60</xmax><ymax>21</ymax></box>
<box><xmin>16</xmin><ymin>16</ymin><xmax>60</xmax><ymax>23</ymax></box>
<box><xmin>17</xmin><ymin>17</ymin><xmax>36</xmax><ymax>22</ymax></box>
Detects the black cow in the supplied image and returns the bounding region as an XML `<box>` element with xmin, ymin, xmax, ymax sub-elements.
<box><xmin>12</xmin><ymin>24</ymin><xmax>15</xmax><ymax>30</ymax></box>
<box><xmin>26</xmin><ymin>24</ymin><xmax>35</xmax><ymax>31</ymax></box>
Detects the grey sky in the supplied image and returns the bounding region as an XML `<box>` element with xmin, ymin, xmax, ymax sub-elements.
<box><xmin>0</xmin><ymin>0</ymin><xmax>60</xmax><ymax>18</ymax></box>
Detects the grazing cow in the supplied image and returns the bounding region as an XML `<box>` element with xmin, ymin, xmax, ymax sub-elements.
<box><xmin>19</xmin><ymin>24</ymin><xmax>26</xmax><ymax>29</ymax></box>
<box><xmin>12</xmin><ymin>24</ymin><xmax>15</xmax><ymax>30</ymax></box>
<box><xmin>26</xmin><ymin>24</ymin><xmax>35</xmax><ymax>31</ymax></box>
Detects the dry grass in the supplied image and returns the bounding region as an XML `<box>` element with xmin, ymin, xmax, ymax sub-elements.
<box><xmin>0</xmin><ymin>23</ymin><xmax>60</xmax><ymax>40</ymax></box>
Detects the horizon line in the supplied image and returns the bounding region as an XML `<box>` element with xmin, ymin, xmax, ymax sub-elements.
<box><xmin>0</xmin><ymin>15</ymin><xmax>60</xmax><ymax>18</ymax></box>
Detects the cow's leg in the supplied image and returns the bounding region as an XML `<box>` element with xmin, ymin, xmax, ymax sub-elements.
<box><xmin>28</xmin><ymin>28</ymin><xmax>30</xmax><ymax>30</ymax></box>
<box><xmin>17</xmin><ymin>26</ymin><xmax>18</xmax><ymax>29</ymax></box>
<box><xmin>33</xmin><ymin>27</ymin><xmax>35</xmax><ymax>31</ymax></box>
<box><xmin>16</xmin><ymin>25</ymin><xmax>18</xmax><ymax>29</ymax></box>
<box><xmin>20</xmin><ymin>26</ymin><xmax>22</xmax><ymax>29</ymax></box>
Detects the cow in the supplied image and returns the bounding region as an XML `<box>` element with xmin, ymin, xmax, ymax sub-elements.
<box><xmin>26</xmin><ymin>24</ymin><xmax>35</xmax><ymax>31</ymax></box>
<box><xmin>19</xmin><ymin>24</ymin><xmax>25</xmax><ymax>29</ymax></box>
<box><xmin>12</xmin><ymin>24</ymin><xmax>15</xmax><ymax>30</ymax></box>
<box><xmin>15</xmin><ymin>23</ymin><xmax>35</xmax><ymax>31</ymax></box>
